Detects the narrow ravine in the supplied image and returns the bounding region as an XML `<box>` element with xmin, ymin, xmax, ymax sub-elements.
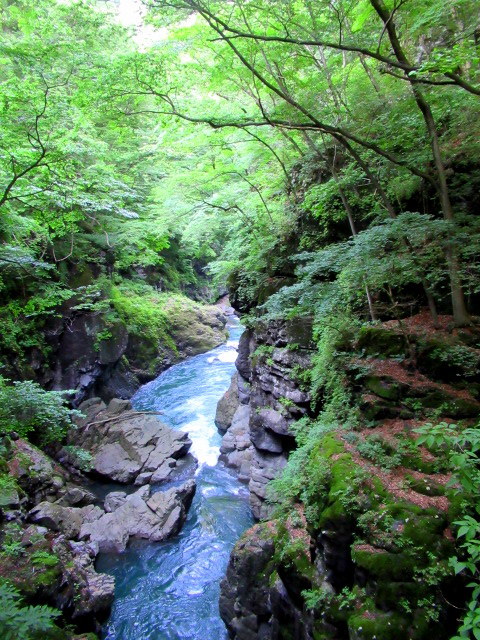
<box><xmin>97</xmin><ymin>316</ymin><xmax>253</xmax><ymax>640</ymax></box>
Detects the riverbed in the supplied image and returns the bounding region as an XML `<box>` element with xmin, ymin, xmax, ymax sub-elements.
<box><xmin>98</xmin><ymin>317</ymin><xmax>253</xmax><ymax>640</ymax></box>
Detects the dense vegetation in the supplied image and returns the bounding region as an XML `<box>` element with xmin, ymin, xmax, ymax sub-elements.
<box><xmin>0</xmin><ymin>0</ymin><xmax>479</xmax><ymax>637</ymax></box>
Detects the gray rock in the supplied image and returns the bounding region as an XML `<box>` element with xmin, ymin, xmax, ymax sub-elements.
<box><xmin>52</xmin><ymin>535</ymin><xmax>114</xmax><ymax>622</ymax></box>
<box><xmin>235</xmin><ymin>329</ymin><xmax>254</xmax><ymax>380</ymax></box>
<box><xmin>104</xmin><ymin>491</ymin><xmax>127</xmax><ymax>513</ymax></box>
<box><xmin>150</xmin><ymin>458</ymin><xmax>177</xmax><ymax>483</ymax></box>
<box><xmin>134</xmin><ymin>471</ymin><xmax>153</xmax><ymax>485</ymax></box>
<box><xmin>249</xmin><ymin>451</ymin><xmax>287</xmax><ymax>520</ymax></box>
<box><xmin>0</xmin><ymin>487</ymin><xmax>20</xmax><ymax>509</ymax></box>
<box><xmin>107</xmin><ymin>398</ymin><xmax>132</xmax><ymax>415</ymax></box>
<box><xmin>215</xmin><ymin>373</ymin><xmax>240</xmax><ymax>432</ymax></box>
<box><xmin>21</xmin><ymin>525</ymin><xmax>48</xmax><ymax>546</ymax></box>
<box><xmin>69</xmin><ymin>402</ymin><xmax>192</xmax><ymax>484</ymax></box>
<box><xmin>237</xmin><ymin>374</ymin><xmax>251</xmax><ymax>405</ymax></box>
<box><xmin>256</xmin><ymin>408</ymin><xmax>291</xmax><ymax>437</ymax></box>
<box><xmin>28</xmin><ymin>502</ymin><xmax>103</xmax><ymax>539</ymax></box>
<box><xmin>80</xmin><ymin>480</ymin><xmax>196</xmax><ymax>553</ymax></box>
<box><xmin>92</xmin><ymin>442</ymin><xmax>141</xmax><ymax>483</ymax></box>
<box><xmin>58</xmin><ymin>486</ymin><xmax>97</xmax><ymax>507</ymax></box>
<box><xmin>220</xmin><ymin>405</ymin><xmax>253</xmax><ymax>482</ymax></box>
<box><xmin>250</xmin><ymin>426</ymin><xmax>283</xmax><ymax>454</ymax></box>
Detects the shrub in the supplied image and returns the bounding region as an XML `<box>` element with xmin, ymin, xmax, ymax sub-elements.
<box><xmin>416</xmin><ymin>421</ymin><xmax>480</xmax><ymax>639</ymax></box>
<box><xmin>0</xmin><ymin>582</ymin><xmax>61</xmax><ymax>639</ymax></box>
<box><xmin>0</xmin><ymin>377</ymin><xmax>81</xmax><ymax>446</ymax></box>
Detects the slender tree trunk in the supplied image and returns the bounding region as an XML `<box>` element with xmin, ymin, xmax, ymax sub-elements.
<box><xmin>369</xmin><ymin>0</ymin><xmax>471</xmax><ymax>326</ymax></box>
<box><xmin>335</xmin><ymin>135</ymin><xmax>440</xmax><ymax>326</ymax></box>
<box><xmin>330</xmin><ymin>154</ymin><xmax>377</xmax><ymax>322</ymax></box>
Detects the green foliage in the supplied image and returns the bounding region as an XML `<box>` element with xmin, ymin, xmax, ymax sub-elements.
<box><xmin>416</xmin><ymin>421</ymin><xmax>480</xmax><ymax>639</ymax></box>
<box><xmin>61</xmin><ymin>446</ymin><xmax>93</xmax><ymax>472</ymax></box>
<box><xmin>0</xmin><ymin>582</ymin><xmax>61</xmax><ymax>640</ymax></box>
<box><xmin>30</xmin><ymin>551</ymin><xmax>59</xmax><ymax>568</ymax></box>
<box><xmin>0</xmin><ymin>377</ymin><xmax>80</xmax><ymax>445</ymax></box>
<box><xmin>356</xmin><ymin>435</ymin><xmax>403</xmax><ymax>471</ymax></box>
<box><xmin>110</xmin><ymin>282</ymin><xmax>176</xmax><ymax>351</ymax></box>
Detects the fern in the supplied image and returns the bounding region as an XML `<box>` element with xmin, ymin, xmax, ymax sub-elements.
<box><xmin>0</xmin><ymin>583</ymin><xmax>61</xmax><ymax>640</ymax></box>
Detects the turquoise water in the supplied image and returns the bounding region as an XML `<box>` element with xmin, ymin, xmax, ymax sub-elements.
<box><xmin>98</xmin><ymin>318</ymin><xmax>253</xmax><ymax>640</ymax></box>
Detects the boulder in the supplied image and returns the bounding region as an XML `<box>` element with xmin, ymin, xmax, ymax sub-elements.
<box><xmin>68</xmin><ymin>398</ymin><xmax>192</xmax><ymax>484</ymax></box>
<box><xmin>215</xmin><ymin>373</ymin><xmax>240</xmax><ymax>432</ymax></box>
<box><xmin>220</xmin><ymin>523</ymin><xmax>277</xmax><ymax>639</ymax></box>
<box><xmin>52</xmin><ymin>535</ymin><xmax>115</xmax><ymax>625</ymax></box>
<box><xmin>28</xmin><ymin>502</ymin><xmax>103</xmax><ymax>539</ymax></box>
<box><xmin>8</xmin><ymin>439</ymin><xmax>68</xmax><ymax>504</ymax></box>
<box><xmin>58</xmin><ymin>485</ymin><xmax>97</xmax><ymax>507</ymax></box>
<box><xmin>80</xmin><ymin>480</ymin><xmax>196</xmax><ymax>553</ymax></box>
<box><xmin>220</xmin><ymin>405</ymin><xmax>253</xmax><ymax>483</ymax></box>
<box><xmin>106</xmin><ymin>398</ymin><xmax>132</xmax><ymax>415</ymax></box>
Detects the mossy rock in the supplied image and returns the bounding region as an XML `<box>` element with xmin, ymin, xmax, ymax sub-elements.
<box><xmin>374</xmin><ymin>581</ymin><xmax>427</xmax><ymax>611</ymax></box>
<box><xmin>347</xmin><ymin>609</ymin><xmax>410</xmax><ymax>640</ymax></box>
<box><xmin>352</xmin><ymin>548</ymin><xmax>416</xmax><ymax>580</ymax></box>
<box><xmin>0</xmin><ymin>537</ymin><xmax>61</xmax><ymax>596</ymax></box>
<box><xmin>416</xmin><ymin>338</ymin><xmax>480</xmax><ymax>383</ymax></box>
<box><xmin>364</xmin><ymin>376</ymin><xmax>402</xmax><ymax>401</ymax></box>
<box><xmin>403</xmin><ymin>474</ymin><xmax>445</xmax><ymax>497</ymax></box>
<box><xmin>356</xmin><ymin>327</ymin><xmax>408</xmax><ymax>358</ymax></box>
<box><xmin>257</xmin><ymin>276</ymin><xmax>296</xmax><ymax>306</ymax></box>
<box><xmin>402</xmin><ymin>513</ymin><xmax>448</xmax><ymax>548</ymax></box>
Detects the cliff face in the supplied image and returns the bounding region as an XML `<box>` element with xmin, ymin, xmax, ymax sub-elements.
<box><xmin>217</xmin><ymin>313</ymin><xmax>480</xmax><ymax>640</ymax></box>
<box><xmin>216</xmin><ymin>318</ymin><xmax>315</xmax><ymax>519</ymax></box>
<box><xmin>7</xmin><ymin>297</ymin><xmax>227</xmax><ymax>406</ymax></box>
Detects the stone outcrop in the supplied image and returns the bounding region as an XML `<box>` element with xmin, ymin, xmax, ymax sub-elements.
<box><xmin>65</xmin><ymin>397</ymin><xmax>192</xmax><ymax>484</ymax></box>
<box><xmin>1</xmin><ymin>395</ymin><xmax>198</xmax><ymax>635</ymax></box>
<box><xmin>215</xmin><ymin>372</ymin><xmax>240</xmax><ymax>433</ymax></box>
<box><xmin>28</xmin><ymin>480</ymin><xmax>196</xmax><ymax>554</ymax></box>
<box><xmin>217</xmin><ymin>318</ymin><xmax>315</xmax><ymax>518</ymax></box>
<box><xmin>8</xmin><ymin>297</ymin><xmax>227</xmax><ymax>406</ymax></box>
<box><xmin>52</xmin><ymin>536</ymin><xmax>115</xmax><ymax>625</ymax></box>
<box><xmin>80</xmin><ymin>480</ymin><xmax>196</xmax><ymax>552</ymax></box>
<box><xmin>220</xmin><ymin>512</ymin><xmax>326</xmax><ymax>640</ymax></box>
<box><xmin>28</xmin><ymin>502</ymin><xmax>104</xmax><ymax>539</ymax></box>
<box><xmin>218</xmin><ymin>313</ymin><xmax>479</xmax><ymax>640</ymax></box>
<box><xmin>219</xmin><ymin>402</ymin><xmax>253</xmax><ymax>483</ymax></box>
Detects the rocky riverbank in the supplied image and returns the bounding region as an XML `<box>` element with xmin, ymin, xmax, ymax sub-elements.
<box><xmin>215</xmin><ymin>318</ymin><xmax>315</xmax><ymax>519</ymax></box>
<box><xmin>0</xmin><ymin>397</ymin><xmax>198</xmax><ymax>636</ymax></box>
<box><xmin>5</xmin><ymin>293</ymin><xmax>228</xmax><ymax>407</ymax></box>
<box><xmin>216</xmin><ymin>313</ymin><xmax>480</xmax><ymax>639</ymax></box>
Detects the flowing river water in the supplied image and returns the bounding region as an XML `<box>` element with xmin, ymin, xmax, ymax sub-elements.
<box><xmin>98</xmin><ymin>316</ymin><xmax>253</xmax><ymax>640</ymax></box>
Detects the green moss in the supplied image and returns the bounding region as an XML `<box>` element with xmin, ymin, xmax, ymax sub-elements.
<box><xmin>403</xmin><ymin>474</ymin><xmax>446</xmax><ymax>497</ymax></box>
<box><xmin>356</xmin><ymin>327</ymin><xmax>408</xmax><ymax>358</ymax></box>
<box><xmin>365</xmin><ymin>375</ymin><xmax>401</xmax><ymax>400</ymax></box>
<box><xmin>352</xmin><ymin>549</ymin><xmax>416</xmax><ymax>580</ymax></box>
<box><xmin>402</xmin><ymin>514</ymin><xmax>446</xmax><ymax>548</ymax></box>
<box><xmin>348</xmin><ymin>609</ymin><xmax>410</xmax><ymax>640</ymax></box>
<box><xmin>111</xmin><ymin>283</ymin><xmax>177</xmax><ymax>352</ymax></box>
<box><xmin>374</xmin><ymin>581</ymin><xmax>427</xmax><ymax>611</ymax></box>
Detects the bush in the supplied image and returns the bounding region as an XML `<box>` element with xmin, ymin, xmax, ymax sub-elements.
<box><xmin>0</xmin><ymin>377</ymin><xmax>80</xmax><ymax>446</ymax></box>
<box><xmin>0</xmin><ymin>582</ymin><xmax>61</xmax><ymax>640</ymax></box>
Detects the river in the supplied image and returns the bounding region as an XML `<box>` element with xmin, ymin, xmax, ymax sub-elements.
<box><xmin>98</xmin><ymin>316</ymin><xmax>253</xmax><ymax>640</ymax></box>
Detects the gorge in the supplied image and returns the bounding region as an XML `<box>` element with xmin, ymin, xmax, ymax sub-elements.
<box><xmin>0</xmin><ymin>1</ymin><xmax>480</xmax><ymax>639</ymax></box>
